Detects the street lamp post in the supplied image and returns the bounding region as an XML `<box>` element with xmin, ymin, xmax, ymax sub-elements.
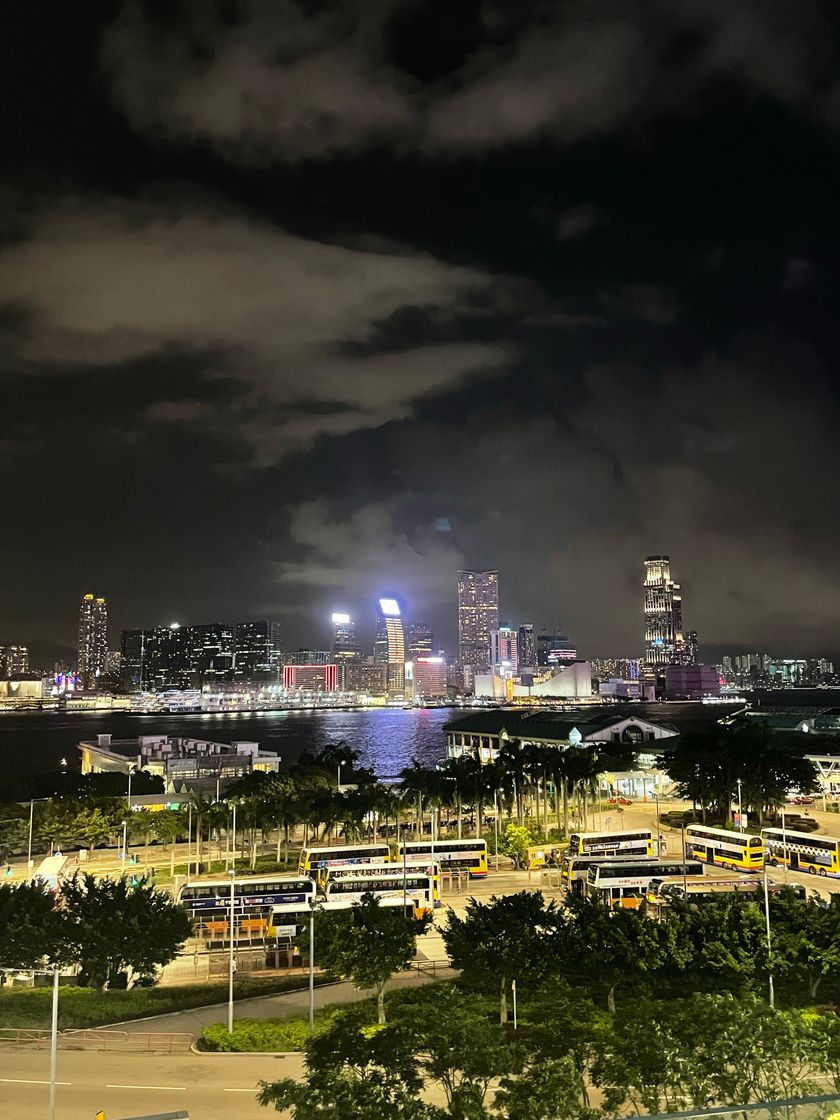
<box><xmin>0</xmin><ymin>966</ymin><xmax>60</xmax><ymax>1119</ymax></box>
<box><xmin>187</xmin><ymin>801</ymin><xmax>192</xmax><ymax>878</ymax></box>
<box><xmin>121</xmin><ymin>820</ymin><xmax>128</xmax><ymax>864</ymax></box>
<box><xmin>337</xmin><ymin>761</ymin><xmax>343</xmax><ymax>791</ymax></box>
<box><xmin>494</xmin><ymin>791</ymin><xmax>500</xmax><ymax>872</ymax></box>
<box><xmin>681</xmin><ymin>821</ymin><xmax>688</xmax><ymax>894</ymax></box>
<box><xmin>228</xmin><ymin>869</ymin><xmax>236</xmax><ymax>1034</ymax></box>
<box><xmin>511</xmin><ymin>979</ymin><xmax>518</xmax><ymax>1030</ymax></box>
<box><xmin>763</xmin><ymin>865</ymin><xmax>775</xmax><ymax>1009</ymax></box>
<box><xmin>231</xmin><ymin>802</ymin><xmax>237</xmax><ymax>871</ymax></box>
<box><xmin>736</xmin><ymin>779</ymin><xmax>743</xmax><ymax>832</ymax></box>
<box><xmin>126</xmin><ymin>764</ymin><xmax>136</xmax><ymax>812</ymax></box>
<box><xmin>308</xmin><ymin>898</ymin><xmax>320</xmax><ymax>1034</ymax></box>
<box><xmin>781</xmin><ymin>807</ymin><xmax>789</xmax><ymax>881</ymax></box>
<box><xmin>27</xmin><ymin>798</ymin><xmax>50</xmax><ymax>879</ymax></box>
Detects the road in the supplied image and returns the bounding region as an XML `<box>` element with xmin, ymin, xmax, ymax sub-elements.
<box><xmin>0</xmin><ymin>1049</ymin><xmax>293</xmax><ymax>1119</ymax></box>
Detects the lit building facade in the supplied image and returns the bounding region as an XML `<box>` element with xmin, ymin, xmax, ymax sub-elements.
<box><xmin>406</xmin><ymin>622</ymin><xmax>433</xmax><ymax>658</ymax></box>
<box><xmin>536</xmin><ymin>633</ymin><xmax>577</xmax><ymax>667</ymax></box>
<box><xmin>78</xmin><ymin>593</ymin><xmax>108</xmax><ymax>688</ymax></box>
<box><xmin>0</xmin><ymin>644</ymin><xmax>30</xmax><ymax>676</ymax></box>
<box><xmin>343</xmin><ymin>661</ymin><xmax>387</xmax><ymax>695</ymax></box>
<box><xmin>375</xmin><ymin>598</ymin><xmax>406</xmax><ymax>697</ymax></box>
<box><xmin>120</xmin><ymin>618</ymin><xmax>281</xmax><ymax>692</ymax></box>
<box><xmin>283</xmin><ymin>663</ymin><xmax>338</xmax><ymax>692</ymax></box>
<box><xmin>457</xmin><ymin>569</ymin><xmax>499</xmax><ymax>671</ymax></box>
<box><xmin>490</xmin><ymin>626</ymin><xmax>518</xmax><ymax>676</ymax></box>
<box><xmin>643</xmin><ymin>556</ymin><xmax>684</xmax><ymax>666</ymax></box>
<box><xmin>517</xmin><ymin>624</ymin><xmax>535</xmax><ymax>669</ymax></box>
<box><xmin>410</xmin><ymin>656</ymin><xmax>448</xmax><ymax>699</ymax></box>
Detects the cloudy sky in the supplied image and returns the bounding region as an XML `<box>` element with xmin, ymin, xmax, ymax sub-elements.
<box><xmin>3</xmin><ymin>0</ymin><xmax>840</xmax><ymax>662</ymax></box>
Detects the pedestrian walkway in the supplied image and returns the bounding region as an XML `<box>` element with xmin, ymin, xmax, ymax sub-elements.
<box><xmin>108</xmin><ymin>962</ymin><xmax>457</xmax><ymax>1038</ymax></box>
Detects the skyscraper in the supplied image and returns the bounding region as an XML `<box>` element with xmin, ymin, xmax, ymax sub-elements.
<box><xmin>643</xmin><ymin>556</ymin><xmax>684</xmax><ymax>666</ymax></box>
<box><xmin>375</xmin><ymin>597</ymin><xmax>406</xmax><ymax>697</ymax></box>
<box><xmin>457</xmin><ymin>570</ymin><xmax>499</xmax><ymax>670</ymax></box>
<box><xmin>78</xmin><ymin>593</ymin><xmax>108</xmax><ymax>688</ymax></box>
<box><xmin>331</xmin><ymin>613</ymin><xmax>359</xmax><ymax>661</ymax></box>
<box><xmin>517</xmin><ymin>624</ymin><xmax>535</xmax><ymax>669</ymax></box>
<box><xmin>406</xmin><ymin>622</ymin><xmax>433</xmax><ymax>658</ymax></box>
<box><xmin>490</xmin><ymin>626</ymin><xmax>518</xmax><ymax>675</ymax></box>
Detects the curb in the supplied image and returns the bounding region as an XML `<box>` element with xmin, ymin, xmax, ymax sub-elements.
<box><xmin>189</xmin><ymin>1042</ymin><xmax>303</xmax><ymax>1056</ymax></box>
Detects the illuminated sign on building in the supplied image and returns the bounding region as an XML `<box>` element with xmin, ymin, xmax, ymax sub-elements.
<box><xmin>379</xmin><ymin>598</ymin><xmax>401</xmax><ymax>617</ymax></box>
<box><xmin>283</xmin><ymin>664</ymin><xmax>338</xmax><ymax>692</ymax></box>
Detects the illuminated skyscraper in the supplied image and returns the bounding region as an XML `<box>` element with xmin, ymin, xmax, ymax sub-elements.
<box><xmin>517</xmin><ymin>624</ymin><xmax>535</xmax><ymax>669</ymax></box>
<box><xmin>490</xmin><ymin>626</ymin><xmax>518</xmax><ymax>676</ymax></box>
<box><xmin>643</xmin><ymin>556</ymin><xmax>684</xmax><ymax>666</ymax></box>
<box><xmin>375</xmin><ymin>597</ymin><xmax>406</xmax><ymax>696</ymax></box>
<box><xmin>78</xmin><ymin>592</ymin><xmax>108</xmax><ymax>688</ymax></box>
<box><xmin>457</xmin><ymin>570</ymin><xmax>499</xmax><ymax>670</ymax></box>
<box><xmin>331</xmin><ymin>612</ymin><xmax>359</xmax><ymax>660</ymax></box>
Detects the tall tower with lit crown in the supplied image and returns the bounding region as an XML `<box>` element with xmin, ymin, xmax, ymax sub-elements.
<box><xmin>78</xmin><ymin>593</ymin><xmax>108</xmax><ymax>688</ymax></box>
<box><xmin>643</xmin><ymin>556</ymin><xmax>683</xmax><ymax>666</ymax></box>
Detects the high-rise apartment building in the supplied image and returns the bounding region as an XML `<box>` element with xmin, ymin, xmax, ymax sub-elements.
<box><xmin>78</xmin><ymin>593</ymin><xmax>108</xmax><ymax>688</ymax></box>
<box><xmin>643</xmin><ymin>556</ymin><xmax>683</xmax><ymax>666</ymax></box>
<box><xmin>457</xmin><ymin>570</ymin><xmax>499</xmax><ymax>670</ymax></box>
<box><xmin>375</xmin><ymin>597</ymin><xmax>406</xmax><ymax>697</ymax></box>
<box><xmin>517</xmin><ymin>624</ymin><xmax>535</xmax><ymax>669</ymax></box>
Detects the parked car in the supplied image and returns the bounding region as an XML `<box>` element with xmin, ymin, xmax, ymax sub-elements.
<box><xmin>608</xmin><ymin>796</ymin><xmax>633</xmax><ymax>806</ymax></box>
<box><xmin>787</xmin><ymin>795</ymin><xmax>815</xmax><ymax>805</ymax></box>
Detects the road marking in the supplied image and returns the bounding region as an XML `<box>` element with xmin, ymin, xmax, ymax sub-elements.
<box><xmin>107</xmin><ymin>1084</ymin><xmax>186</xmax><ymax>1091</ymax></box>
<box><xmin>224</xmin><ymin>1087</ymin><xmax>256</xmax><ymax>1092</ymax></box>
<box><xmin>0</xmin><ymin>1078</ymin><xmax>72</xmax><ymax>1086</ymax></box>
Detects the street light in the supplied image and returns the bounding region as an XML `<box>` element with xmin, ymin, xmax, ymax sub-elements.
<box><xmin>0</xmin><ymin>966</ymin><xmax>60</xmax><ymax>1119</ymax></box>
<box><xmin>308</xmin><ymin>897</ymin><xmax>321</xmax><ymax>1034</ymax></box>
<box><xmin>121</xmin><ymin>820</ymin><xmax>128</xmax><ymax>864</ymax></box>
<box><xmin>763</xmin><ymin>865</ymin><xmax>775</xmax><ymax>1009</ymax></box>
<box><xmin>126</xmin><ymin>763</ymin><xmax>136</xmax><ymax>811</ymax></box>
<box><xmin>337</xmin><ymin>761</ymin><xmax>344</xmax><ymax>791</ymax></box>
<box><xmin>228</xmin><ymin>869</ymin><xmax>236</xmax><ymax>1034</ymax></box>
<box><xmin>781</xmin><ymin>807</ymin><xmax>789</xmax><ymax>882</ymax></box>
<box><xmin>27</xmin><ymin>798</ymin><xmax>50</xmax><ymax>879</ymax></box>
<box><xmin>736</xmin><ymin>779</ymin><xmax>743</xmax><ymax>832</ymax></box>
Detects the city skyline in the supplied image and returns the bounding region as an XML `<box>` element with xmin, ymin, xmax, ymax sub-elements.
<box><xmin>3</xmin><ymin>7</ymin><xmax>840</xmax><ymax>664</ymax></box>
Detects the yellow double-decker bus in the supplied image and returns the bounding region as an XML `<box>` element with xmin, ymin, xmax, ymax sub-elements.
<box><xmin>566</xmin><ymin>828</ymin><xmax>654</xmax><ymax>859</ymax></box>
<box><xmin>299</xmin><ymin>843</ymin><xmax>390</xmax><ymax>885</ymax></box>
<box><xmin>683</xmin><ymin>824</ymin><xmax>763</xmax><ymax>871</ymax></box>
<box><xmin>762</xmin><ymin>827</ymin><xmax>840</xmax><ymax>877</ymax></box>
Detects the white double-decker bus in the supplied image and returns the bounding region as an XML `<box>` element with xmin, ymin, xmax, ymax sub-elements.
<box><xmin>323</xmin><ymin>868</ymin><xmax>436</xmax><ymax>915</ymax></box>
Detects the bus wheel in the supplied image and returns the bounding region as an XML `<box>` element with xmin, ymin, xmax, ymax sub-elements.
<box><xmin>819</xmin><ymin>868</ymin><xmax>827</xmax><ymax>876</ymax></box>
<box><xmin>770</xmin><ymin>858</ymin><xmax>780</xmax><ymax>867</ymax></box>
<box><xmin>808</xmin><ymin>866</ymin><xmax>816</xmax><ymax>875</ymax></box>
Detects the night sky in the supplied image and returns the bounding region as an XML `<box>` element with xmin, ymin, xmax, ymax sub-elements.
<box><xmin>3</xmin><ymin>1</ymin><xmax>840</xmax><ymax>662</ymax></box>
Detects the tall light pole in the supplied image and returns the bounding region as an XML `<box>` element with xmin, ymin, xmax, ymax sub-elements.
<box><xmin>27</xmin><ymin>798</ymin><xmax>50</xmax><ymax>879</ymax></box>
<box><xmin>126</xmin><ymin>764</ymin><xmax>136</xmax><ymax>811</ymax></box>
<box><xmin>308</xmin><ymin>898</ymin><xmax>319</xmax><ymax>1034</ymax></box>
<box><xmin>121</xmin><ymin>820</ymin><xmax>128</xmax><ymax>864</ymax></box>
<box><xmin>228</xmin><ymin>869</ymin><xmax>236</xmax><ymax>1034</ymax></box>
<box><xmin>187</xmin><ymin>801</ymin><xmax>192</xmax><ymax>878</ymax></box>
<box><xmin>681</xmin><ymin>821</ymin><xmax>688</xmax><ymax>895</ymax></box>
<box><xmin>337</xmin><ymin>761</ymin><xmax>344</xmax><ymax>791</ymax></box>
<box><xmin>763</xmin><ymin>865</ymin><xmax>775</xmax><ymax>1009</ymax></box>
<box><xmin>781</xmin><ymin>807</ymin><xmax>789</xmax><ymax>881</ymax></box>
<box><xmin>736</xmin><ymin>779</ymin><xmax>743</xmax><ymax>831</ymax></box>
<box><xmin>231</xmin><ymin>802</ymin><xmax>237</xmax><ymax>871</ymax></box>
<box><xmin>494</xmin><ymin>791</ymin><xmax>500</xmax><ymax>872</ymax></box>
<box><xmin>49</xmin><ymin>966</ymin><xmax>59</xmax><ymax>1120</ymax></box>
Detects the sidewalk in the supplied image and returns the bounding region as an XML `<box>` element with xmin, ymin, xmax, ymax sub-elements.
<box><xmin>109</xmin><ymin>963</ymin><xmax>457</xmax><ymax>1037</ymax></box>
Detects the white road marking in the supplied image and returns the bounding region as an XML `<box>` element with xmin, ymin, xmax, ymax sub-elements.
<box><xmin>0</xmin><ymin>1078</ymin><xmax>72</xmax><ymax>1086</ymax></box>
<box><xmin>224</xmin><ymin>1087</ymin><xmax>257</xmax><ymax>1092</ymax></box>
<box><xmin>107</xmin><ymin>1084</ymin><xmax>186</xmax><ymax>1091</ymax></box>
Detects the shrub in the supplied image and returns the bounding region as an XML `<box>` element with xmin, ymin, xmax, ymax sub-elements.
<box><xmin>201</xmin><ymin>1009</ymin><xmax>340</xmax><ymax>1052</ymax></box>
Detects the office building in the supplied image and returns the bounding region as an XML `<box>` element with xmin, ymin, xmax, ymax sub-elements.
<box><xmin>410</xmin><ymin>656</ymin><xmax>448</xmax><ymax>700</ymax></box>
<box><xmin>120</xmin><ymin>618</ymin><xmax>281</xmax><ymax>691</ymax></box>
<box><xmin>343</xmin><ymin>660</ymin><xmax>388</xmax><ymax>696</ymax></box>
<box><xmin>331</xmin><ymin>613</ymin><xmax>360</xmax><ymax>660</ymax></box>
<box><xmin>375</xmin><ymin>597</ymin><xmax>406</xmax><ymax>697</ymax></box>
<box><xmin>0</xmin><ymin>644</ymin><xmax>30</xmax><ymax>676</ymax></box>
<box><xmin>663</xmin><ymin>664</ymin><xmax>720</xmax><ymax>700</ymax></box>
<box><xmin>517</xmin><ymin>624</ymin><xmax>535</xmax><ymax>669</ymax></box>
<box><xmin>282</xmin><ymin>663</ymin><xmax>338</xmax><ymax>692</ymax></box>
<box><xmin>536</xmin><ymin>633</ymin><xmax>577</xmax><ymax>666</ymax></box>
<box><xmin>490</xmin><ymin>626</ymin><xmax>518</xmax><ymax>676</ymax></box>
<box><xmin>406</xmin><ymin>622</ymin><xmax>433</xmax><ymax>658</ymax></box>
<box><xmin>78</xmin><ymin>593</ymin><xmax>108</xmax><ymax>688</ymax></box>
<box><xmin>457</xmin><ymin>569</ymin><xmax>499</xmax><ymax>671</ymax></box>
<box><xmin>643</xmin><ymin>556</ymin><xmax>684</xmax><ymax>666</ymax></box>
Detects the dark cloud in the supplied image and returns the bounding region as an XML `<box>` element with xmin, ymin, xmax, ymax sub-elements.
<box><xmin>1</xmin><ymin>0</ymin><xmax>840</xmax><ymax>664</ymax></box>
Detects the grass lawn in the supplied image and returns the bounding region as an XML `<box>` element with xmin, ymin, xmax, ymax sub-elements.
<box><xmin>0</xmin><ymin>973</ymin><xmax>334</xmax><ymax>1031</ymax></box>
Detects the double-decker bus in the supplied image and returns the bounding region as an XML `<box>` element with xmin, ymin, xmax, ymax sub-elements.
<box><xmin>560</xmin><ymin>852</ymin><xmax>658</xmax><ymax>896</ymax></box>
<box><xmin>178</xmin><ymin>875</ymin><xmax>316</xmax><ymax>942</ymax></box>
<box><xmin>566</xmin><ymin>829</ymin><xmax>654</xmax><ymax>860</ymax></box>
<box><xmin>398</xmin><ymin>839</ymin><xmax>488</xmax><ymax>878</ymax></box>
<box><xmin>323</xmin><ymin>869</ymin><xmax>436</xmax><ymax>915</ymax></box>
<box><xmin>683</xmin><ymin>824</ymin><xmax>764</xmax><ymax>872</ymax></box>
<box><xmin>762</xmin><ymin>827</ymin><xmax>840</xmax><ymax>877</ymax></box>
<box><xmin>324</xmin><ymin>860</ymin><xmax>441</xmax><ymax>904</ymax></box>
<box><xmin>585</xmin><ymin>860</ymin><xmax>704</xmax><ymax>908</ymax></box>
<box><xmin>298</xmin><ymin>843</ymin><xmax>390</xmax><ymax>884</ymax></box>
